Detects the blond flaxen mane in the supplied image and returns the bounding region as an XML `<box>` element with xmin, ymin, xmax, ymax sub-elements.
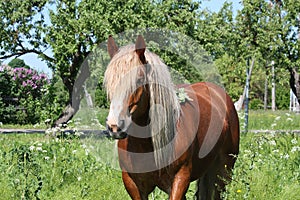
<box><xmin>104</xmin><ymin>44</ymin><xmax>181</xmax><ymax>168</ymax></box>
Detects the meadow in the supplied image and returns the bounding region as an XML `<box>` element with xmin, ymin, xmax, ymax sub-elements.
<box><xmin>0</xmin><ymin>110</ymin><xmax>300</xmax><ymax>199</ymax></box>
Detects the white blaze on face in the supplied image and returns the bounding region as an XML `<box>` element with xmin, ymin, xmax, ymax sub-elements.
<box><xmin>107</xmin><ymin>95</ymin><xmax>132</xmax><ymax>132</ymax></box>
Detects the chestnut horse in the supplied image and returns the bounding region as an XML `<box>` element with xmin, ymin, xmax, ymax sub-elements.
<box><xmin>104</xmin><ymin>35</ymin><xmax>239</xmax><ymax>200</ymax></box>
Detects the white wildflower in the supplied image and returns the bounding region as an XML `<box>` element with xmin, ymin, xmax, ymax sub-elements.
<box><xmin>286</xmin><ymin>118</ymin><xmax>293</xmax><ymax>122</ymax></box>
<box><xmin>77</xmin><ymin>177</ymin><xmax>82</xmax><ymax>181</ymax></box>
<box><xmin>29</xmin><ymin>146</ymin><xmax>35</xmax><ymax>151</ymax></box>
<box><xmin>273</xmin><ymin>149</ymin><xmax>279</xmax><ymax>153</ymax></box>
<box><xmin>284</xmin><ymin>154</ymin><xmax>290</xmax><ymax>159</ymax></box>
<box><xmin>269</xmin><ymin>140</ymin><xmax>276</xmax><ymax>146</ymax></box>
<box><xmin>45</xmin><ymin>129</ymin><xmax>52</xmax><ymax>135</ymax></box>
<box><xmin>72</xmin><ymin>150</ymin><xmax>77</xmax><ymax>154</ymax></box>
<box><xmin>42</xmin><ymin>150</ymin><xmax>47</xmax><ymax>153</ymax></box>
<box><xmin>291</xmin><ymin>138</ymin><xmax>298</xmax><ymax>144</ymax></box>
<box><xmin>45</xmin><ymin>119</ymin><xmax>51</xmax><ymax>123</ymax></box>
<box><xmin>36</xmin><ymin>147</ymin><xmax>43</xmax><ymax>151</ymax></box>
<box><xmin>291</xmin><ymin>146</ymin><xmax>300</xmax><ymax>153</ymax></box>
<box><xmin>75</xmin><ymin>131</ymin><xmax>84</xmax><ymax>137</ymax></box>
<box><xmin>275</xmin><ymin>116</ymin><xmax>281</xmax><ymax>121</ymax></box>
<box><xmin>85</xmin><ymin>149</ymin><xmax>90</xmax><ymax>156</ymax></box>
<box><xmin>44</xmin><ymin>156</ymin><xmax>50</xmax><ymax>160</ymax></box>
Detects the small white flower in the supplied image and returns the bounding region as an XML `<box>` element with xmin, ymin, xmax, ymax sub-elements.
<box><xmin>75</xmin><ymin>131</ymin><xmax>84</xmax><ymax>137</ymax></box>
<box><xmin>72</xmin><ymin>150</ymin><xmax>77</xmax><ymax>154</ymax></box>
<box><xmin>283</xmin><ymin>154</ymin><xmax>290</xmax><ymax>159</ymax></box>
<box><xmin>44</xmin><ymin>156</ymin><xmax>50</xmax><ymax>160</ymax></box>
<box><xmin>45</xmin><ymin>119</ymin><xmax>51</xmax><ymax>123</ymax></box>
<box><xmin>273</xmin><ymin>149</ymin><xmax>279</xmax><ymax>153</ymax></box>
<box><xmin>291</xmin><ymin>138</ymin><xmax>298</xmax><ymax>145</ymax></box>
<box><xmin>269</xmin><ymin>140</ymin><xmax>276</xmax><ymax>146</ymax></box>
<box><xmin>77</xmin><ymin>177</ymin><xmax>82</xmax><ymax>181</ymax></box>
<box><xmin>85</xmin><ymin>149</ymin><xmax>90</xmax><ymax>156</ymax></box>
<box><xmin>291</xmin><ymin>146</ymin><xmax>300</xmax><ymax>153</ymax></box>
<box><xmin>36</xmin><ymin>147</ymin><xmax>43</xmax><ymax>151</ymax></box>
<box><xmin>37</xmin><ymin>143</ymin><xmax>42</xmax><ymax>146</ymax></box>
<box><xmin>42</xmin><ymin>150</ymin><xmax>47</xmax><ymax>153</ymax></box>
<box><xmin>45</xmin><ymin>129</ymin><xmax>52</xmax><ymax>135</ymax></box>
<box><xmin>286</xmin><ymin>118</ymin><xmax>293</xmax><ymax>122</ymax></box>
<box><xmin>29</xmin><ymin>146</ymin><xmax>35</xmax><ymax>151</ymax></box>
<box><xmin>275</xmin><ymin>116</ymin><xmax>281</xmax><ymax>121</ymax></box>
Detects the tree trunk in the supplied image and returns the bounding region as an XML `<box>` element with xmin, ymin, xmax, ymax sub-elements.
<box><xmin>289</xmin><ymin>67</ymin><xmax>300</xmax><ymax>105</ymax></box>
<box><xmin>234</xmin><ymin>58</ymin><xmax>255</xmax><ymax>111</ymax></box>
<box><xmin>52</xmin><ymin>54</ymin><xmax>90</xmax><ymax>127</ymax></box>
<box><xmin>264</xmin><ymin>67</ymin><xmax>269</xmax><ymax>110</ymax></box>
<box><xmin>271</xmin><ymin>62</ymin><xmax>276</xmax><ymax>111</ymax></box>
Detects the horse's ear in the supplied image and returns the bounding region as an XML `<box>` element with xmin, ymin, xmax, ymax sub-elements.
<box><xmin>107</xmin><ymin>35</ymin><xmax>118</xmax><ymax>59</ymax></box>
<box><xmin>135</xmin><ymin>35</ymin><xmax>147</xmax><ymax>64</ymax></box>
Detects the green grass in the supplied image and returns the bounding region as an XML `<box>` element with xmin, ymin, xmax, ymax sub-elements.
<box><xmin>0</xmin><ymin>132</ymin><xmax>299</xmax><ymax>199</ymax></box>
<box><xmin>1</xmin><ymin>110</ymin><xmax>300</xmax><ymax>199</ymax></box>
<box><xmin>244</xmin><ymin>110</ymin><xmax>300</xmax><ymax>131</ymax></box>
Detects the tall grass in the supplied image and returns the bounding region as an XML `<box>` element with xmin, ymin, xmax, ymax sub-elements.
<box><xmin>0</xmin><ymin>110</ymin><xmax>300</xmax><ymax>199</ymax></box>
<box><xmin>244</xmin><ymin>110</ymin><xmax>300</xmax><ymax>130</ymax></box>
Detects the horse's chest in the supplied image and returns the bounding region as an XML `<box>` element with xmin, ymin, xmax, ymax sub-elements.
<box><xmin>129</xmin><ymin>171</ymin><xmax>173</xmax><ymax>192</ymax></box>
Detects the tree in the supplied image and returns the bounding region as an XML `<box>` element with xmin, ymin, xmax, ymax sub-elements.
<box><xmin>197</xmin><ymin>0</ymin><xmax>300</xmax><ymax>110</ymax></box>
<box><xmin>0</xmin><ymin>0</ymin><xmax>203</xmax><ymax>126</ymax></box>
<box><xmin>8</xmin><ymin>58</ymin><xmax>30</xmax><ymax>69</ymax></box>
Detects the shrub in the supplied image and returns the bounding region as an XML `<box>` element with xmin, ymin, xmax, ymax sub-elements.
<box><xmin>0</xmin><ymin>64</ymin><xmax>49</xmax><ymax>124</ymax></box>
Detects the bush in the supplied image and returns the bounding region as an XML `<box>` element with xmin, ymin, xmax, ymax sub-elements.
<box><xmin>0</xmin><ymin>64</ymin><xmax>49</xmax><ymax>124</ymax></box>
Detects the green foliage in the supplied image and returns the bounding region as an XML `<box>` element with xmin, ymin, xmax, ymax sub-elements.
<box><xmin>0</xmin><ymin>64</ymin><xmax>51</xmax><ymax>124</ymax></box>
<box><xmin>8</xmin><ymin>58</ymin><xmax>30</xmax><ymax>69</ymax></box>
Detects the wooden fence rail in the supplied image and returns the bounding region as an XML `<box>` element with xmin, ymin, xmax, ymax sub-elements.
<box><xmin>0</xmin><ymin>129</ymin><xmax>300</xmax><ymax>135</ymax></box>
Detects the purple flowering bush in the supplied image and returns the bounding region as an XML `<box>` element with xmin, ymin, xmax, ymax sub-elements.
<box><xmin>0</xmin><ymin>64</ymin><xmax>50</xmax><ymax>124</ymax></box>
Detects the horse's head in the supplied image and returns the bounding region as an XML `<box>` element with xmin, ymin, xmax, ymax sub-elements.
<box><xmin>104</xmin><ymin>35</ymin><xmax>150</xmax><ymax>139</ymax></box>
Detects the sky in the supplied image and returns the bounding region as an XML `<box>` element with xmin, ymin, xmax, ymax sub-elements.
<box><xmin>3</xmin><ymin>0</ymin><xmax>242</xmax><ymax>78</ymax></box>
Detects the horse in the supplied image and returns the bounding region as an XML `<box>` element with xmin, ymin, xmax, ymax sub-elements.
<box><xmin>104</xmin><ymin>35</ymin><xmax>240</xmax><ymax>200</ymax></box>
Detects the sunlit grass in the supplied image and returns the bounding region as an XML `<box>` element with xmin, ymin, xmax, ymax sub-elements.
<box><xmin>1</xmin><ymin>110</ymin><xmax>300</xmax><ymax>199</ymax></box>
<box><xmin>238</xmin><ymin>110</ymin><xmax>300</xmax><ymax>131</ymax></box>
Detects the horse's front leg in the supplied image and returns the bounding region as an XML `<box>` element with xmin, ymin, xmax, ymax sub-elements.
<box><xmin>169</xmin><ymin>166</ymin><xmax>191</xmax><ymax>200</ymax></box>
<box><xmin>122</xmin><ymin>172</ymin><xmax>149</xmax><ymax>200</ymax></box>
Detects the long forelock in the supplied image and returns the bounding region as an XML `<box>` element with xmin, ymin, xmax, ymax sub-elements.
<box><xmin>104</xmin><ymin>45</ymin><xmax>144</xmax><ymax>101</ymax></box>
